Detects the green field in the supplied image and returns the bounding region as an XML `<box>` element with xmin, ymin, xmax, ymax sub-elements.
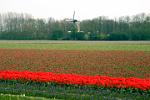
<box><xmin>0</xmin><ymin>40</ymin><xmax>150</xmax><ymax>51</ymax></box>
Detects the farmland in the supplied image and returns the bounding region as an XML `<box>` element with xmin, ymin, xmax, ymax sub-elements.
<box><xmin>0</xmin><ymin>49</ymin><xmax>150</xmax><ymax>78</ymax></box>
<box><xmin>0</xmin><ymin>40</ymin><xmax>150</xmax><ymax>100</ymax></box>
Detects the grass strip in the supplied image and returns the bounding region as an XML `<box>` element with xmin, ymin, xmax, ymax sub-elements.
<box><xmin>0</xmin><ymin>42</ymin><xmax>150</xmax><ymax>51</ymax></box>
<box><xmin>0</xmin><ymin>93</ymin><xmax>59</xmax><ymax>100</ymax></box>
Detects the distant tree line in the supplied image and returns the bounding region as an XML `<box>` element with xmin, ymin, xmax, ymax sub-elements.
<box><xmin>0</xmin><ymin>12</ymin><xmax>150</xmax><ymax>40</ymax></box>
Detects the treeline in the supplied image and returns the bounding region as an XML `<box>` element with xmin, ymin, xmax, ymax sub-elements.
<box><xmin>0</xmin><ymin>12</ymin><xmax>150</xmax><ymax>40</ymax></box>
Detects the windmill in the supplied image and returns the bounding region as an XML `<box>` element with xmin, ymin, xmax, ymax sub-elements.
<box><xmin>65</xmin><ymin>11</ymin><xmax>80</xmax><ymax>32</ymax></box>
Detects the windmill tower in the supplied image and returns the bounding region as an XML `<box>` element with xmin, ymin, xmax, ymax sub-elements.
<box><xmin>65</xmin><ymin>11</ymin><xmax>80</xmax><ymax>32</ymax></box>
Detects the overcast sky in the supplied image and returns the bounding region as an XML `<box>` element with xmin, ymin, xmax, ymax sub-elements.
<box><xmin>0</xmin><ymin>0</ymin><xmax>150</xmax><ymax>20</ymax></box>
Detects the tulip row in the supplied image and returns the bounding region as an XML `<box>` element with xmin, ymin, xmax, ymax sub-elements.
<box><xmin>0</xmin><ymin>70</ymin><xmax>150</xmax><ymax>90</ymax></box>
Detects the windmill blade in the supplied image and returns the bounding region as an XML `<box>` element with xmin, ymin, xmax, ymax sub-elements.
<box><xmin>73</xmin><ymin>11</ymin><xmax>75</xmax><ymax>20</ymax></box>
<box><xmin>66</xmin><ymin>20</ymin><xmax>73</xmax><ymax>22</ymax></box>
<box><xmin>64</xmin><ymin>18</ymin><xmax>73</xmax><ymax>22</ymax></box>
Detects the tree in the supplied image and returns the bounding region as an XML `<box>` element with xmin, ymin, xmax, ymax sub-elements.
<box><xmin>0</xmin><ymin>12</ymin><xmax>150</xmax><ymax>40</ymax></box>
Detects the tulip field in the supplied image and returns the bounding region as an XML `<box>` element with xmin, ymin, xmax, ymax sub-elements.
<box><xmin>0</xmin><ymin>41</ymin><xmax>150</xmax><ymax>100</ymax></box>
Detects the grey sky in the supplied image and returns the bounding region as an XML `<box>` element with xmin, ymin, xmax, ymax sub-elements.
<box><xmin>0</xmin><ymin>0</ymin><xmax>150</xmax><ymax>20</ymax></box>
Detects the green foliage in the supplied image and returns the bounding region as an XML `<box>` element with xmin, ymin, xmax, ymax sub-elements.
<box><xmin>0</xmin><ymin>80</ymin><xmax>149</xmax><ymax>100</ymax></box>
<box><xmin>99</xmin><ymin>33</ymin><xmax>109</xmax><ymax>40</ymax></box>
<box><xmin>70</xmin><ymin>32</ymin><xmax>85</xmax><ymax>40</ymax></box>
<box><xmin>109</xmin><ymin>32</ymin><xmax>129</xmax><ymax>40</ymax></box>
<box><xmin>49</xmin><ymin>30</ymin><xmax>64</xmax><ymax>40</ymax></box>
<box><xmin>0</xmin><ymin>32</ymin><xmax>34</xmax><ymax>40</ymax></box>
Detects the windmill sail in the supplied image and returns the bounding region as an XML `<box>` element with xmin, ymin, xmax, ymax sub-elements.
<box><xmin>73</xmin><ymin>11</ymin><xmax>75</xmax><ymax>21</ymax></box>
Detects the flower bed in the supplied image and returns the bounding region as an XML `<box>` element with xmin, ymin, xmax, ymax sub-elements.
<box><xmin>0</xmin><ymin>49</ymin><xmax>150</xmax><ymax>78</ymax></box>
<box><xmin>0</xmin><ymin>70</ymin><xmax>150</xmax><ymax>90</ymax></box>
